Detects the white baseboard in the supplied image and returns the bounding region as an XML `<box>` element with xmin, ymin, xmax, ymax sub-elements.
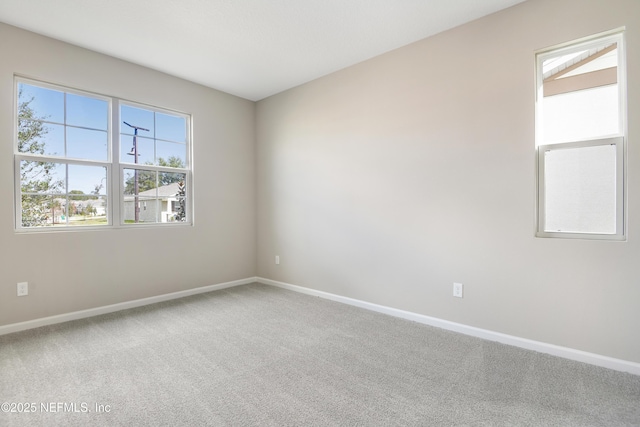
<box><xmin>3</xmin><ymin>276</ymin><xmax>638</xmax><ymax>376</ymax></box>
<box><xmin>0</xmin><ymin>277</ymin><xmax>258</xmax><ymax>336</ymax></box>
<box><xmin>258</xmin><ymin>277</ymin><xmax>640</xmax><ymax>376</ymax></box>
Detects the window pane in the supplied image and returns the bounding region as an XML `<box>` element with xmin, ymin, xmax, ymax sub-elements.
<box><xmin>123</xmin><ymin>196</ymin><xmax>160</xmax><ymax>223</ymax></box>
<box><xmin>159</xmin><ymin>173</ymin><xmax>186</xmax><ymax>222</ymax></box>
<box><xmin>20</xmin><ymin>160</ymin><xmax>65</xmax><ymax>194</ymax></box>
<box><xmin>156</xmin><ymin>112</ymin><xmax>186</xmax><ymax>143</ymax></box>
<box><xmin>123</xmin><ymin>168</ymin><xmax>159</xmax><ymax>223</ymax></box>
<box><xmin>134</xmin><ymin>136</ymin><xmax>155</xmax><ymax>166</ymax></box>
<box><xmin>123</xmin><ymin>168</ymin><xmax>157</xmax><ymax>196</ymax></box>
<box><xmin>542</xmin><ymin>85</ymin><xmax>618</xmax><ymax>144</ymax></box>
<box><xmin>120</xmin><ymin>135</ymin><xmax>154</xmax><ymax>165</ymax></box>
<box><xmin>68</xmin><ymin>164</ymin><xmax>107</xmax><ymax>196</ymax></box>
<box><xmin>67</xmin><ymin>127</ymin><xmax>108</xmax><ymax>161</ymax></box>
<box><xmin>156</xmin><ymin>141</ymin><xmax>186</xmax><ymax>167</ymax></box>
<box><xmin>120</xmin><ymin>105</ymin><xmax>188</xmax><ymax>171</ymax></box>
<box><xmin>121</xmin><ymin>105</ymin><xmax>154</xmax><ymax>138</ymax></box>
<box><xmin>122</xmin><ymin>169</ymin><xmax>185</xmax><ymax>224</ymax></box>
<box><xmin>18</xmin><ymin>83</ymin><xmax>64</xmax><ymax>124</ymax></box>
<box><xmin>140</xmin><ymin>198</ymin><xmax>161</xmax><ymax>223</ymax></box>
<box><xmin>21</xmin><ymin>195</ymin><xmax>60</xmax><ymax>227</ymax></box>
<box><xmin>158</xmin><ymin>172</ymin><xmax>185</xmax><ymax>195</ymax></box>
<box><xmin>67</xmin><ymin>195</ymin><xmax>107</xmax><ymax>226</ymax></box>
<box><xmin>544</xmin><ymin>144</ymin><xmax>616</xmax><ymax>233</ymax></box>
<box><xmin>18</xmin><ymin>121</ymin><xmax>65</xmax><ymax>157</ymax></box>
<box><xmin>540</xmin><ymin>43</ymin><xmax>619</xmax><ymax>145</ymax></box>
<box><xmin>66</xmin><ymin>93</ymin><xmax>108</xmax><ymax>130</ymax></box>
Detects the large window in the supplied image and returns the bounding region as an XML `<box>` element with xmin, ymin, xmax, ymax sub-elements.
<box><xmin>535</xmin><ymin>30</ymin><xmax>626</xmax><ymax>240</ymax></box>
<box><xmin>14</xmin><ymin>78</ymin><xmax>191</xmax><ymax>230</ymax></box>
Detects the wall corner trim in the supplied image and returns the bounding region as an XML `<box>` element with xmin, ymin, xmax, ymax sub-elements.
<box><xmin>257</xmin><ymin>277</ymin><xmax>640</xmax><ymax>376</ymax></box>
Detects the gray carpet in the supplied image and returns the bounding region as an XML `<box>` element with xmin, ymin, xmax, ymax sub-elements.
<box><xmin>0</xmin><ymin>283</ymin><xmax>639</xmax><ymax>426</ymax></box>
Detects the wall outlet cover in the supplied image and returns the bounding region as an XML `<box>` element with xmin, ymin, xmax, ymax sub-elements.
<box><xmin>17</xmin><ymin>282</ymin><xmax>29</xmax><ymax>297</ymax></box>
<box><xmin>453</xmin><ymin>282</ymin><xmax>463</xmax><ymax>298</ymax></box>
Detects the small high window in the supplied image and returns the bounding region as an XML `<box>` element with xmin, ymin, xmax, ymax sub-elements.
<box><xmin>535</xmin><ymin>30</ymin><xmax>626</xmax><ymax>240</ymax></box>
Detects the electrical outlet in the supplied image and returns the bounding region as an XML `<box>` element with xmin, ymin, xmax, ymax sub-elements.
<box><xmin>17</xmin><ymin>282</ymin><xmax>29</xmax><ymax>297</ymax></box>
<box><xmin>275</xmin><ymin>255</ymin><xmax>280</xmax><ymax>265</ymax></box>
<box><xmin>453</xmin><ymin>282</ymin><xmax>463</xmax><ymax>298</ymax></box>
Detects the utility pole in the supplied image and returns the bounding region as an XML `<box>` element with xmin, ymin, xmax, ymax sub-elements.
<box><xmin>123</xmin><ymin>121</ymin><xmax>149</xmax><ymax>223</ymax></box>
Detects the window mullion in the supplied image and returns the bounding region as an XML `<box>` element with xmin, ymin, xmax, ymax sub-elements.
<box><xmin>112</xmin><ymin>98</ymin><xmax>120</xmax><ymax>226</ymax></box>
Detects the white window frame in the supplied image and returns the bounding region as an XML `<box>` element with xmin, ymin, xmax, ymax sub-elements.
<box><xmin>13</xmin><ymin>77</ymin><xmax>193</xmax><ymax>232</ymax></box>
<box><xmin>535</xmin><ymin>29</ymin><xmax>627</xmax><ymax>240</ymax></box>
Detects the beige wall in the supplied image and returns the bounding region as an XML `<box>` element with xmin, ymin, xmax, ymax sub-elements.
<box><xmin>256</xmin><ymin>0</ymin><xmax>640</xmax><ymax>363</ymax></box>
<box><xmin>0</xmin><ymin>23</ymin><xmax>256</xmax><ymax>325</ymax></box>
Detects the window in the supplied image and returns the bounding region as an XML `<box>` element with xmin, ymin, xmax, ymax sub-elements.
<box><xmin>14</xmin><ymin>78</ymin><xmax>191</xmax><ymax>230</ymax></box>
<box><xmin>120</xmin><ymin>102</ymin><xmax>189</xmax><ymax>224</ymax></box>
<box><xmin>535</xmin><ymin>30</ymin><xmax>626</xmax><ymax>240</ymax></box>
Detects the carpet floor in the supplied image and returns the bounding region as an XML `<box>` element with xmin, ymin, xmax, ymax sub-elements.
<box><xmin>1</xmin><ymin>283</ymin><xmax>639</xmax><ymax>426</ymax></box>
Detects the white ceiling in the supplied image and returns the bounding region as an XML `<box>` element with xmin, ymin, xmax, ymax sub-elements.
<box><xmin>0</xmin><ymin>0</ymin><xmax>526</xmax><ymax>101</ymax></box>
